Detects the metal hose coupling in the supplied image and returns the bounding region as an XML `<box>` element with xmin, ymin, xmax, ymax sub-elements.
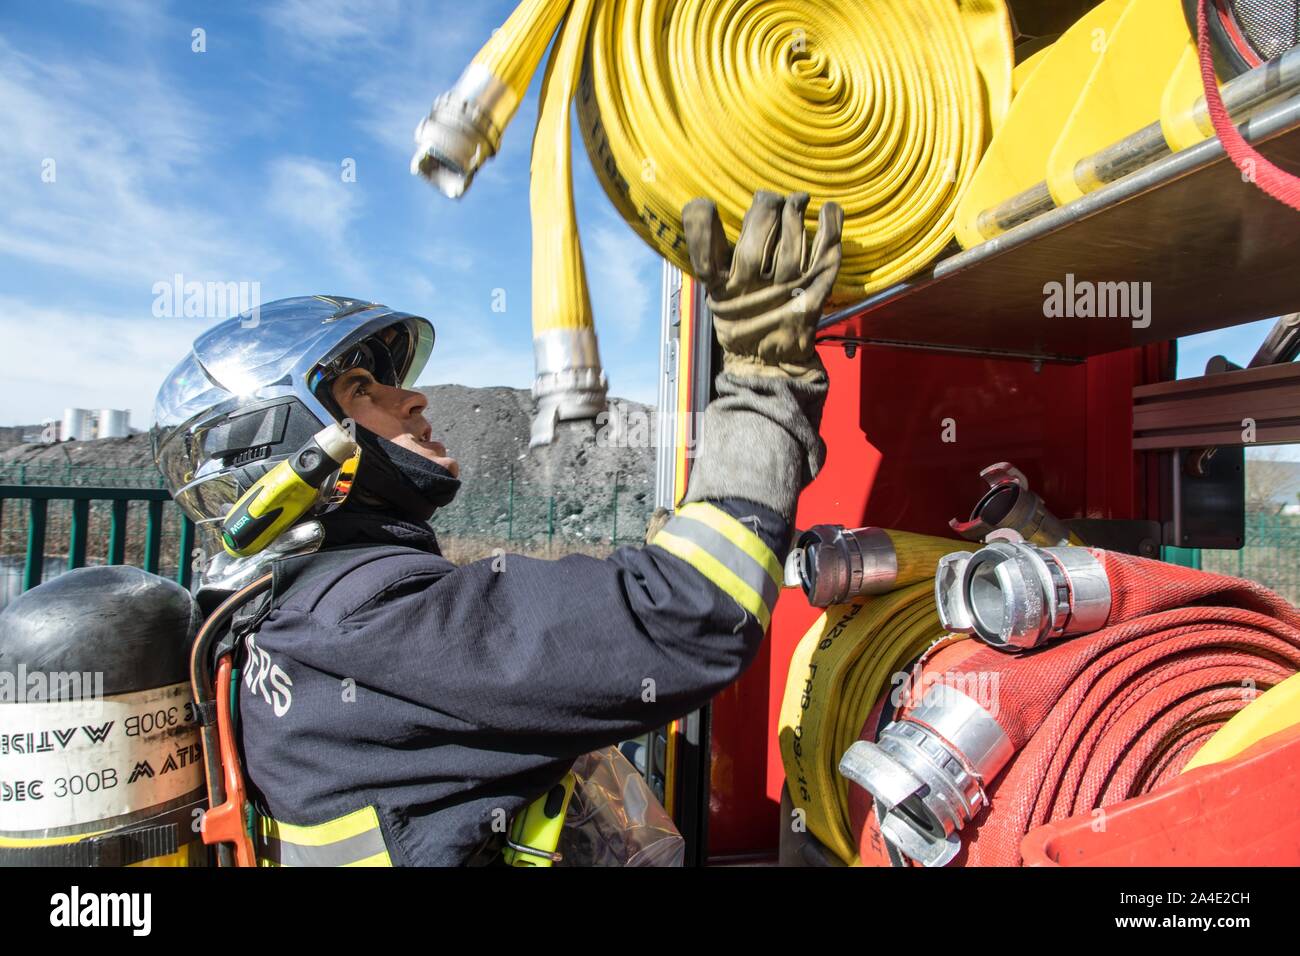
<box><xmin>791</xmin><ymin>525</ymin><xmax>900</xmax><ymax>608</ymax></box>
<box><xmin>839</xmin><ymin>684</ymin><xmax>1014</xmax><ymax>867</ymax></box>
<box><xmin>950</xmin><ymin>462</ymin><xmax>1076</xmax><ymax>547</ymax></box>
<box><xmin>529</xmin><ymin>327</ymin><xmax>609</xmax><ymax>447</ymax></box>
<box><xmin>411</xmin><ymin>63</ymin><xmax>519</xmax><ymax>199</ymax></box>
<box><xmin>935</xmin><ymin>534</ymin><xmax>1112</xmax><ymax>650</ymax></box>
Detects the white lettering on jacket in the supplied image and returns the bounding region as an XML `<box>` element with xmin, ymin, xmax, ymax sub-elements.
<box><xmin>243</xmin><ymin>633</ymin><xmax>293</xmax><ymax>718</ymax></box>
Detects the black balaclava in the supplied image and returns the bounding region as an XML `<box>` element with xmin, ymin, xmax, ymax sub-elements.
<box><xmin>348</xmin><ymin>422</ymin><xmax>460</xmax><ymax>523</ymax></box>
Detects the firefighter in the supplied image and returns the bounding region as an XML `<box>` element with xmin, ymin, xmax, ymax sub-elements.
<box><xmin>151</xmin><ymin>191</ymin><xmax>842</xmax><ymax>865</ymax></box>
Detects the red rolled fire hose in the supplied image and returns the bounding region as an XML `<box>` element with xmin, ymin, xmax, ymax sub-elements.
<box><xmin>850</xmin><ymin>553</ymin><xmax>1300</xmax><ymax>866</ymax></box>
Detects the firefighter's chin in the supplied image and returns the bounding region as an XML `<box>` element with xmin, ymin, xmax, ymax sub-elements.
<box><xmin>389</xmin><ymin>433</ymin><xmax>460</xmax><ymax>478</ymax></box>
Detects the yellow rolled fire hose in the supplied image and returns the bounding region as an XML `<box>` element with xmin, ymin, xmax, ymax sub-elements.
<box><xmin>779</xmin><ymin>584</ymin><xmax>955</xmax><ymax>865</ymax></box>
<box><xmin>779</xmin><ymin>529</ymin><xmax>974</xmax><ymax>863</ymax></box>
<box><xmin>412</xmin><ymin>0</ymin><xmax>1013</xmax><ymax>443</ymax></box>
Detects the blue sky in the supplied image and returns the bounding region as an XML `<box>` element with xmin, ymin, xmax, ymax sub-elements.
<box><xmin>0</xmin><ymin>0</ymin><xmax>1280</xmax><ymax>434</ymax></box>
<box><xmin>0</xmin><ymin>0</ymin><xmax>664</xmax><ymax>428</ymax></box>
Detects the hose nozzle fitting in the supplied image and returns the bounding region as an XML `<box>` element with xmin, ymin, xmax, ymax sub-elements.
<box><xmin>792</xmin><ymin>525</ymin><xmax>899</xmax><ymax>607</ymax></box>
<box><xmin>951</xmin><ymin>462</ymin><xmax>1074</xmax><ymax>547</ymax></box>
<box><xmin>935</xmin><ymin>537</ymin><xmax>1111</xmax><ymax>650</ymax></box>
<box><xmin>529</xmin><ymin>327</ymin><xmax>609</xmax><ymax>447</ymax></box>
<box><xmin>839</xmin><ymin>685</ymin><xmax>1013</xmax><ymax>867</ymax></box>
<box><xmin>411</xmin><ymin>64</ymin><xmax>518</xmax><ymax>199</ymax></box>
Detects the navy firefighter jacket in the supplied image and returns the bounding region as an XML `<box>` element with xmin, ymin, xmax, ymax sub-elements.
<box><xmin>235</xmin><ymin>498</ymin><xmax>790</xmax><ymax>865</ymax></box>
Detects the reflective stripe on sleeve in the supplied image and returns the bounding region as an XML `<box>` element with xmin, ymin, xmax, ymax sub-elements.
<box><xmin>650</xmin><ymin>502</ymin><xmax>782</xmax><ymax>631</ymax></box>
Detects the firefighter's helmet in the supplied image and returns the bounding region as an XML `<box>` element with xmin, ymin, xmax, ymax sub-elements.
<box><xmin>151</xmin><ymin>295</ymin><xmax>434</xmax><ymax>565</ymax></box>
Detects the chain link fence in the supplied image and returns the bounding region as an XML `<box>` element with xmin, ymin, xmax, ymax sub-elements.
<box><xmin>0</xmin><ymin>463</ymin><xmax>166</xmax><ymax>488</ymax></box>
<box><xmin>0</xmin><ymin>464</ymin><xmax>654</xmax><ymax>605</ymax></box>
<box><xmin>1201</xmin><ymin>512</ymin><xmax>1300</xmax><ymax>606</ymax></box>
<box><xmin>432</xmin><ymin>469</ymin><xmax>652</xmax><ymax>550</ymax></box>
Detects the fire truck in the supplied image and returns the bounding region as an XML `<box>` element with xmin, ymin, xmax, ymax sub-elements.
<box><xmin>642</xmin><ymin>0</ymin><xmax>1300</xmax><ymax>867</ymax></box>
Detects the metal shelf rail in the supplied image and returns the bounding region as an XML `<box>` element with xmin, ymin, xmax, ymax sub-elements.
<box><xmin>818</xmin><ymin>50</ymin><xmax>1300</xmax><ymax>363</ymax></box>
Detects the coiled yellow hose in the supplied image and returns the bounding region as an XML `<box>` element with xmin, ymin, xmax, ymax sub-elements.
<box><xmin>778</xmin><ymin>529</ymin><xmax>973</xmax><ymax>863</ymax></box>
<box><xmin>414</xmin><ymin>1</ymin><xmax>1013</xmax><ymax>437</ymax></box>
<box><xmin>779</xmin><ymin>582</ymin><xmax>958</xmax><ymax>864</ymax></box>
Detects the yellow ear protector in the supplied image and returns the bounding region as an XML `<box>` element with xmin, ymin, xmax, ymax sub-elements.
<box><xmin>220</xmin><ymin>423</ymin><xmax>360</xmax><ymax>558</ymax></box>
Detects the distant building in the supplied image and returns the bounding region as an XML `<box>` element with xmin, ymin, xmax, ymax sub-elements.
<box><xmin>98</xmin><ymin>408</ymin><xmax>130</xmax><ymax>438</ymax></box>
<box><xmin>62</xmin><ymin>408</ymin><xmax>91</xmax><ymax>442</ymax></box>
<box><xmin>59</xmin><ymin>408</ymin><xmax>130</xmax><ymax>441</ymax></box>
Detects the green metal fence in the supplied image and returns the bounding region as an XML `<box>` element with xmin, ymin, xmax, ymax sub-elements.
<box><xmin>0</xmin><ymin>463</ymin><xmax>166</xmax><ymax>488</ymax></box>
<box><xmin>0</xmin><ymin>463</ymin><xmax>653</xmax><ymax>546</ymax></box>
<box><xmin>1200</xmin><ymin>513</ymin><xmax>1300</xmax><ymax>606</ymax></box>
<box><xmin>0</xmin><ymin>485</ymin><xmax>195</xmax><ymax>602</ymax></box>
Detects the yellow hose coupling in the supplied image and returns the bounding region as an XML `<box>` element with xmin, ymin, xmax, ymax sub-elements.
<box><xmin>412</xmin><ymin>63</ymin><xmax>519</xmax><ymax>199</ymax></box>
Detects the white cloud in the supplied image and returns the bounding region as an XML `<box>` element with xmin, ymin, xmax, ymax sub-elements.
<box><xmin>1248</xmin><ymin>445</ymin><xmax>1300</xmax><ymax>463</ymax></box>
<box><xmin>0</xmin><ymin>37</ymin><xmax>280</xmax><ymax>297</ymax></box>
<box><xmin>262</xmin><ymin>0</ymin><xmax>403</xmax><ymax>58</ymax></box>
<box><xmin>416</xmin><ymin>316</ymin><xmax>536</xmax><ymax>391</ymax></box>
<box><xmin>265</xmin><ymin>156</ymin><xmax>367</xmax><ymax>286</ymax></box>
<box><xmin>585</xmin><ymin>219</ymin><xmax>656</xmax><ymax>342</ymax></box>
<box><xmin>69</xmin><ymin>0</ymin><xmax>169</xmax><ymax>34</ymax></box>
<box><xmin>417</xmin><ymin>241</ymin><xmax>476</xmax><ymax>274</ymax></box>
<box><xmin>0</xmin><ymin>296</ymin><xmax>217</xmax><ymax>427</ymax></box>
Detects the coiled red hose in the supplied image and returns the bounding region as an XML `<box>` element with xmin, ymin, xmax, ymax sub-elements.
<box><xmin>851</xmin><ymin>554</ymin><xmax>1300</xmax><ymax>866</ymax></box>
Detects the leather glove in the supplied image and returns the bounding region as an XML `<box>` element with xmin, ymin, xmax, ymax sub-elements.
<box><xmin>683</xmin><ymin>191</ymin><xmax>843</xmax><ymax>378</ymax></box>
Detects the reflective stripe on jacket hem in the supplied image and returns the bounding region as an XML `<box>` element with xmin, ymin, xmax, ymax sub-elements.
<box><xmin>256</xmin><ymin>805</ymin><xmax>393</xmax><ymax>867</ymax></box>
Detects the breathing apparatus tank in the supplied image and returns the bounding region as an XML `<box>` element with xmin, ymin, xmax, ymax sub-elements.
<box><xmin>0</xmin><ymin>566</ymin><xmax>207</xmax><ymax>866</ymax></box>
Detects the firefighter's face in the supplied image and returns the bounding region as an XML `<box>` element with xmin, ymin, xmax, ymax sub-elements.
<box><xmin>330</xmin><ymin>369</ymin><xmax>460</xmax><ymax>478</ymax></box>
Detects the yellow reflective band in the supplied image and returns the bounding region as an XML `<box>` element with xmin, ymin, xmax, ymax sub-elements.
<box><xmin>676</xmin><ymin>502</ymin><xmax>782</xmax><ymax>589</ymax></box>
<box><xmin>652</xmin><ymin>529</ymin><xmax>772</xmax><ymax>632</ymax></box>
<box><xmin>256</xmin><ymin>806</ymin><xmax>393</xmax><ymax>867</ymax></box>
<box><xmin>258</xmin><ymin>805</ymin><xmax>381</xmax><ymax>846</ymax></box>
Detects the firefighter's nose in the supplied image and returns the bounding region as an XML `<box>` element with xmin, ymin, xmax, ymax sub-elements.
<box><xmin>399</xmin><ymin>387</ymin><xmax>427</xmax><ymax>421</ymax></box>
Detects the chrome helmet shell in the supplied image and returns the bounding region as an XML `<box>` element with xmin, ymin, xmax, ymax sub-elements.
<box><xmin>151</xmin><ymin>295</ymin><xmax>434</xmax><ymax>557</ymax></box>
